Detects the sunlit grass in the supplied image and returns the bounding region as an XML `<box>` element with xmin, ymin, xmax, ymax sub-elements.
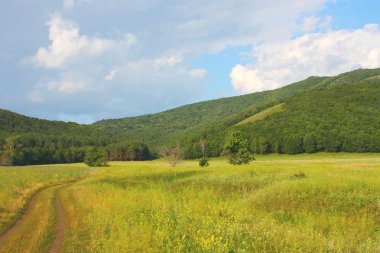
<box><xmin>0</xmin><ymin>164</ymin><xmax>93</xmax><ymax>233</ymax></box>
<box><xmin>0</xmin><ymin>186</ymin><xmax>56</xmax><ymax>253</ymax></box>
<box><xmin>58</xmin><ymin>153</ymin><xmax>380</xmax><ymax>252</ymax></box>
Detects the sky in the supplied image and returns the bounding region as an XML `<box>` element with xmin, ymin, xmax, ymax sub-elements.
<box><xmin>1</xmin><ymin>0</ymin><xmax>380</xmax><ymax>124</ymax></box>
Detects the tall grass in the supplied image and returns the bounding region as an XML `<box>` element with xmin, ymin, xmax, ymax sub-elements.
<box><xmin>59</xmin><ymin>154</ymin><xmax>379</xmax><ymax>252</ymax></box>
<box><xmin>0</xmin><ymin>164</ymin><xmax>93</xmax><ymax>233</ymax></box>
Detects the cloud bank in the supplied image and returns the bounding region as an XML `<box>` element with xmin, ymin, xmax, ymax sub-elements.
<box><xmin>4</xmin><ymin>0</ymin><xmax>376</xmax><ymax>122</ymax></box>
<box><xmin>230</xmin><ymin>24</ymin><xmax>380</xmax><ymax>94</ymax></box>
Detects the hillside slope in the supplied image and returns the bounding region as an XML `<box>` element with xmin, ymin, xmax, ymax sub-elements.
<box><xmin>93</xmin><ymin>75</ymin><xmax>333</xmax><ymax>146</ymax></box>
<box><xmin>93</xmin><ymin>68</ymin><xmax>380</xmax><ymax>150</ymax></box>
<box><xmin>0</xmin><ymin>109</ymin><xmax>86</xmax><ymax>135</ymax></box>
<box><xmin>237</xmin><ymin>74</ymin><xmax>380</xmax><ymax>154</ymax></box>
<box><xmin>178</xmin><ymin>68</ymin><xmax>380</xmax><ymax>158</ymax></box>
<box><xmin>1</xmin><ymin>68</ymin><xmax>379</xmax><ymax>164</ymax></box>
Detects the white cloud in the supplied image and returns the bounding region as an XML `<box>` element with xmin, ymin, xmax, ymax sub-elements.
<box><xmin>28</xmin><ymin>76</ymin><xmax>88</xmax><ymax>104</ymax></box>
<box><xmin>30</xmin><ymin>14</ymin><xmax>136</xmax><ymax>69</ymax></box>
<box><xmin>105</xmin><ymin>69</ymin><xmax>118</xmax><ymax>81</ymax></box>
<box><xmin>63</xmin><ymin>0</ymin><xmax>74</xmax><ymax>9</ymax></box>
<box><xmin>27</xmin><ymin>88</ymin><xmax>44</xmax><ymax>103</ymax></box>
<box><xmin>301</xmin><ymin>16</ymin><xmax>332</xmax><ymax>32</ymax></box>
<box><xmin>153</xmin><ymin>55</ymin><xmax>183</xmax><ymax>69</ymax></box>
<box><xmin>188</xmin><ymin>68</ymin><xmax>207</xmax><ymax>78</ymax></box>
<box><xmin>230</xmin><ymin>24</ymin><xmax>380</xmax><ymax>94</ymax></box>
<box><xmin>47</xmin><ymin>78</ymin><xmax>87</xmax><ymax>94</ymax></box>
<box><xmin>19</xmin><ymin>1</ymin><xmax>344</xmax><ymax>122</ymax></box>
<box><xmin>62</xmin><ymin>0</ymin><xmax>91</xmax><ymax>10</ymax></box>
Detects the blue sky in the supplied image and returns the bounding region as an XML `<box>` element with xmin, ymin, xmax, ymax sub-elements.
<box><xmin>1</xmin><ymin>0</ymin><xmax>379</xmax><ymax>123</ymax></box>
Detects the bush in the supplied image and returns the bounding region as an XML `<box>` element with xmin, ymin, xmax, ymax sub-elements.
<box><xmin>292</xmin><ymin>171</ymin><xmax>306</xmax><ymax>179</ymax></box>
<box><xmin>199</xmin><ymin>157</ymin><xmax>209</xmax><ymax>167</ymax></box>
<box><xmin>84</xmin><ymin>147</ymin><xmax>109</xmax><ymax>167</ymax></box>
<box><xmin>224</xmin><ymin>130</ymin><xmax>254</xmax><ymax>165</ymax></box>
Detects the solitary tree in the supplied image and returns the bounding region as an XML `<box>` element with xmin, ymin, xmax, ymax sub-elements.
<box><xmin>160</xmin><ymin>144</ymin><xmax>182</xmax><ymax>167</ymax></box>
<box><xmin>84</xmin><ymin>147</ymin><xmax>108</xmax><ymax>167</ymax></box>
<box><xmin>224</xmin><ymin>130</ymin><xmax>254</xmax><ymax>165</ymax></box>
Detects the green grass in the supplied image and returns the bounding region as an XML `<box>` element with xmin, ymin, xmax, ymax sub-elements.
<box><xmin>61</xmin><ymin>153</ymin><xmax>379</xmax><ymax>252</ymax></box>
<box><xmin>236</xmin><ymin>103</ymin><xmax>285</xmax><ymax>126</ymax></box>
<box><xmin>0</xmin><ymin>186</ymin><xmax>57</xmax><ymax>253</ymax></box>
<box><xmin>1</xmin><ymin>153</ymin><xmax>379</xmax><ymax>252</ymax></box>
<box><xmin>0</xmin><ymin>164</ymin><xmax>93</xmax><ymax>234</ymax></box>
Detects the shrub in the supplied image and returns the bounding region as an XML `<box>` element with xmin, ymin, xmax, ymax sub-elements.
<box><xmin>84</xmin><ymin>147</ymin><xmax>109</xmax><ymax>167</ymax></box>
<box><xmin>199</xmin><ymin>157</ymin><xmax>209</xmax><ymax>167</ymax></box>
<box><xmin>292</xmin><ymin>171</ymin><xmax>306</xmax><ymax>179</ymax></box>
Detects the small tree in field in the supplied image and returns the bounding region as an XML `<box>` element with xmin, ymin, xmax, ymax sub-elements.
<box><xmin>224</xmin><ymin>130</ymin><xmax>254</xmax><ymax>165</ymax></box>
<box><xmin>160</xmin><ymin>144</ymin><xmax>182</xmax><ymax>167</ymax></box>
<box><xmin>199</xmin><ymin>157</ymin><xmax>209</xmax><ymax>167</ymax></box>
<box><xmin>84</xmin><ymin>147</ymin><xmax>108</xmax><ymax>167</ymax></box>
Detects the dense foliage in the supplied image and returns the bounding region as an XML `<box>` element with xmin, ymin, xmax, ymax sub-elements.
<box><xmin>93</xmin><ymin>75</ymin><xmax>332</xmax><ymax>147</ymax></box>
<box><xmin>106</xmin><ymin>141</ymin><xmax>152</xmax><ymax>161</ymax></box>
<box><xmin>238</xmin><ymin>77</ymin><xmax>380</xmax><ymax>155</ymax></box>
<box><xmin>0</xmin><ymin>126</ymin><xmax>152</xmax><ymax>166</ymax></box>
<box><xmin>181</xmin><ymin>69</ymin><xmax>380</xmax><ymax>158</ymax></box>
<box><xmin>84</xmin><ymin>147</ymin><xmax>108</xmax><ymax>167</ymax></box>
<box><xmin>223</xmin><ymin>130</ymin><xmax>254</xmax><ymax>165</ymax></box>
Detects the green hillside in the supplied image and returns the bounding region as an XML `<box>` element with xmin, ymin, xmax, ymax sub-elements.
<box><xmin>180</xmin><ymin>68</ymin><xmax>380</xmax><ymax>158</ymax></box>
<box><xmin>0</xmin><ymin>109</ymin><xmax>86</xmax><ymax>135</ymax></box>
<box><xmin>0</xmin><ymin>110</ymin><xmax>151</xmax><ymax>165</ymax></box>
<box><xmin>93</xmin><ymin>75</ymin><xmax>333</xmax><ymax>147</ymax></box>
<box><xmin>1</xmin><ymin>68</ymin><xmax>380</xmax><ymax>165</ymax></box>
<box><xmin>93</xmin><ymin>68</ymin><xmax>380</xmax><ymax>153</ymax></box>
<box><xmin>237</xmin><ymin>74</ymin><xmax>380</xmax><ymax>154</ymax></box>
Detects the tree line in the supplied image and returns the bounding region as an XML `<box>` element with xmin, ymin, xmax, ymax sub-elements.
<box><xmin>0</xmin><ymin>133</ymin><xmax>152</xmax><ymax>166</ymax></box>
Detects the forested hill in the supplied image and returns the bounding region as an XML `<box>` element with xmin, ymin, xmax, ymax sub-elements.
<box><xmin>0</xmin><ymin>110</ymin><xmax>149</xmax><ymax>165</ymax></box>
<box><xmin>93</xmin><ymin>68</ymin><xmax>380</xmax><ymax>149</ymax></box>
<box><xmin>1</xmin><ymin>68</ymin><xmax>380</xmax><ymax>165</ymax></box>
<box><xmin>0</xmin><ymin>109</ymin><xmax>87</xmax><ymax>134</ymax></box>
<box><xmin>93</xmin><ymin>74</ymin><xmax>332</xmax><ymax>146</ymax></box>
<box><xmin>179</xmin><ymin>68</ymin><xmax>380</xmax><ymax>158</ymax></box>
<box><xmin>236</xmin><ymin>72</ymin><xmax>380</xmax><ymax>153</ymax></box>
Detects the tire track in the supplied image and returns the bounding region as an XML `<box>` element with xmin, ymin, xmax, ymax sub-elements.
<box><xmin>0</xmin><ymin>181</ymin><xmax>75</xmax><ymax>250</ymax></box>
<box><xmin>49</xmin><ymin>190</ymin><xmax>65</xmax><ymax>253</ymax></box>
<box><xmin>0</xmin><ymin>186</ymin><xmax>41</xmax><ymax>244</ymax></box>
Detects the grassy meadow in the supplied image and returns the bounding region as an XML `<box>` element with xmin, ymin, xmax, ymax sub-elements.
<box><xmin>0</xmin><ymin>164</ymin><xmax>96</xmax><ymax>234</ymax></box>
<box><xmin>1</xmin><ymin>153</ymin><xmax>379</xmax><ymax>252</ymax></box>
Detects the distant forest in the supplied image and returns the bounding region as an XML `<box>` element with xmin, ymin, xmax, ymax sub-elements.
<box><xmin>1</xmin><ymin>68</ymin><xmax>380</xmax><ymax>165</ymax></box>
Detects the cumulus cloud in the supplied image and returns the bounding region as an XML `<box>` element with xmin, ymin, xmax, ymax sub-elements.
<box><xmin>27</xmin><ymin>56</ymin><xmax>207</xmax><ymax>122</ymax></box>
<box><xmin>105</xmin><ymin>69</ymin><xmax>118</xmax><ymax>81</ymax></box>
<box><xmin>188</xmin><ymin>68</ymin><xmax>207</xmax><ymax>78</ymax></box>
<box><xmin>29</xmin><ymin>14</ymin><xmax>136</xmax><ymax>69</ymax></box>
<box><xmin>62</xmin><ymin>0</ymin><xmax>91</xmax><ymax>10</ymax></box>
<box><xmin>23</xmin><ymin>13</ymin><xmax>209</xmax><ymax>121</ymax></box>
<box><xmin>28</xmin><ymin>75</ymin><xmax>88</xmax><ymax>104</ymax></box>
<box><xmin>47</xmin><ymin>78</ymin><xmax>87</xmax><ymax>94</ymax></box>
<box><xmin>230</xmin><ymin>24</ymin><xmax>380</xmax><ymax>94</ymax></box>
<box><xmin>15</xmin><ymin>0</ymin><xmax>347</xmax><ymax>122</ymax></box>
<box><xmin>63</xmin><ymin>0</ymin><xmax>74</xmax><ymax>9</ymax></box>
<box><xmin>301</xmin><ymin>16</ymin><xmax>332</xmax><ymax>32</ymax></box>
